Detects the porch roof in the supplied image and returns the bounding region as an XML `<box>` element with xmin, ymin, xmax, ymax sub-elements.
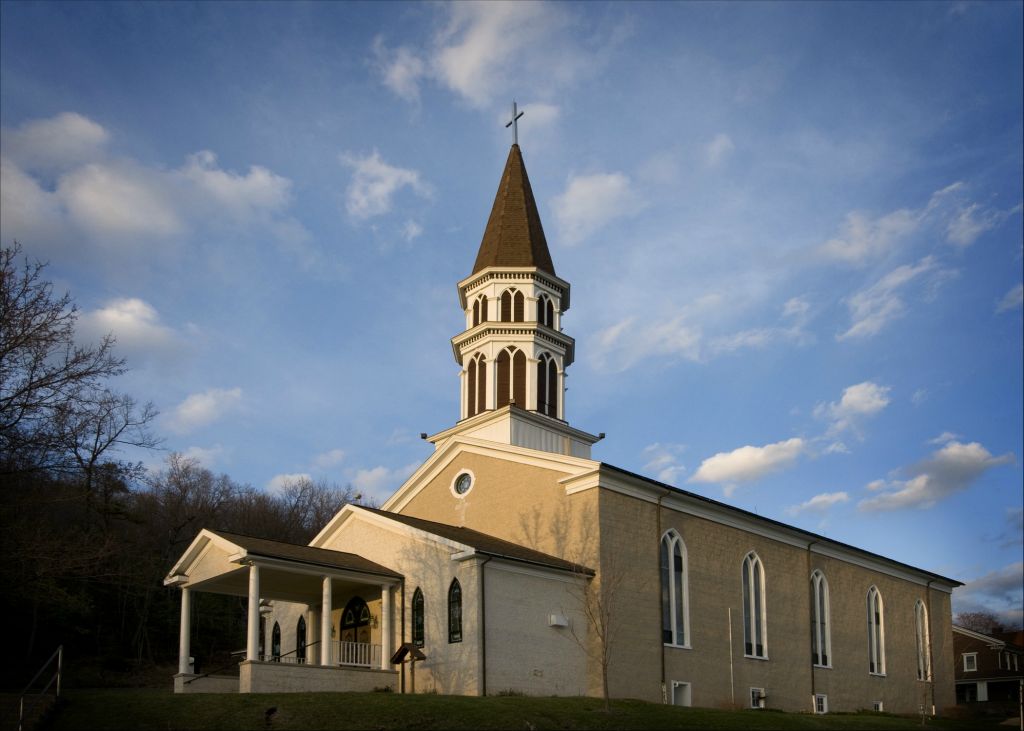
<box><xmin>358</xmin><ymin>507</ymin><xmax>595</xmax><ymax>576</ymax></box>
<box><xmin>208</xmin><ymin>529</ymin><xmax>401</xmax><ymax>579</ymax></box>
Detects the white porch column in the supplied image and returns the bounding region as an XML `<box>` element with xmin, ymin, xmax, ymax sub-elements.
<box><xmin>178</xmin><ymin>587</ymin><xmax>191</xmax><ymax>675</ymax></box>
<box><xmin>380</xmin><ymin>584</ymin><xmax>392</xmax><ymax>670</ymax></box>
<box><xmin>321</xmin><ymin>576</ymin><xmax>333</xmax><ymax>667</ymax></box>
<box><xmin>246</xmin><ymin>564</ymin><xmax>260</xmax><ymax>661</ymax></box>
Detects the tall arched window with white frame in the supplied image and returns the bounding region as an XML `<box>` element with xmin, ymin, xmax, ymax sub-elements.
<box><xmin>915</xmin><ymin>599</ymin><xmax>931</xmax><ymax>681</ymax></box>
<box><xmin>811</xmin><ymin>570</ymin><xmax>831</xmax><ymax>667</ymax></box>
<box><xmin>867</xmin><ymin>585</ymin><xmax>886</xmax><ymax>675</ymax></box>
<box><xmin>742</xmin><ymin>552</ymin><xmax>767</xmax><ymax>658</ymax></box>
<box><xmin>660</xmin><ymin>530</ymin><xmax>690</xmax><ymax>646</ymax></box>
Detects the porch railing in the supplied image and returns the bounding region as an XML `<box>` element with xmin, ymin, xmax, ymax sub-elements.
<box><xmin>333</xmin><ymin>640</ymin><xmax>381</xmax><ymax>668</ymax></box>
<box><xmin>18</xmin><ymin>645</ymin><xmax>62</xmax><ymax>731</ymax></box>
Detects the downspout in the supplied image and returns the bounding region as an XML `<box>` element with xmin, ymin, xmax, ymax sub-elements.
<box><xmin>479</xmin><ymin>556</ymin><xmax>492</xmax><ymax>696</ymax></box>
<box><xmin>807</xmin><ymin>540</ymin><xmax>818</xmax><ymax>710</ymax></box>
<box><xmin>399</xmin><ymin>579</ymin><xmax>406</xmax><ymax>694</ymax></box>
<box><xmin>656</xmin><ymin>489</ymin><xmax>670</xmax><ymax>703</ymax></box>
<box><xmin>925</xmin><ymin>579</ymin><xmax>935</xmax><ymax>715</ymax></box>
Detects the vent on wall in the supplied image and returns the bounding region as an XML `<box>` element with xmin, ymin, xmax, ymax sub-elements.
<box><xmin>548</xmin><ymin>614</ymin><xmax>569</xmax><ymax>627</ymax></box>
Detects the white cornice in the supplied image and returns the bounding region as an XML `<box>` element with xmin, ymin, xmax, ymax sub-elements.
<box><xmin>561</xmin><ymin>465</ymin><xmax>959</xmax><ymax>592</ymax></box>
<box><xmin>457</xmin><ymin>267</ymin><xmax>571</xmax><ymax>311</ymax></box>
<box><xmin>450</xmin><ymin>323</ymin><xmax>575</xmax><ymax>365</ymax></box>
<box><xmin>425</xmin><ymin>408</ymin><xmax>602</xmax><ymax>450</ymax></box>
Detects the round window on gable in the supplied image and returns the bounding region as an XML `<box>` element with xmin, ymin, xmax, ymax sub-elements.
<box><xmin>451</xmin><ymin>470</ymin><xmax>474</xmax><ymax>498</ymax></box>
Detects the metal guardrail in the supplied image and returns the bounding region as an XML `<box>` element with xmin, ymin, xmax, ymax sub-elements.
<box><xmin>183</xmin><ymin>641</ymin><xmax>320</xmax><ymax>684</ymax></box>
<box><xmin>18</xmin><ymin>645</ymin><xmax>62</xmax><ymax>731</ymax></box>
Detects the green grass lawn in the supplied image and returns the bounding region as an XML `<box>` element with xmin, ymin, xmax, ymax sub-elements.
<box><xmin>43</xmin><ymin>689</ymin><xmax>1006</xmax><ymax>730</ymax></box>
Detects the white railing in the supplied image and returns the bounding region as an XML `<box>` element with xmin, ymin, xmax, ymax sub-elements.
<box><xmin>332</xmin><ymin>640</ymin><xmax>381</xmax><ymax>668</ymax></box>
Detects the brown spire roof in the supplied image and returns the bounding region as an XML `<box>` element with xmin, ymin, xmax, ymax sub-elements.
<box><xmin>472</xmin><ymin>144</ymin><xmax>555</xmax><ymax>275</ymax></box>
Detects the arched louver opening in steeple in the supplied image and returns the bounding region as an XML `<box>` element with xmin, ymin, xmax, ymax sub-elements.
<box><xmin>512</xmin><ymin>349</ymin><xmax>526</xmax><ymax>406</ymax></box>
<box><xmin>513</xmin><ymin>290</ymin><xmax>524</xmax><ymax>322</ymax></box>
<box><xmin>472</xmin><ymin>295</ymin><xmax>488</xmax><ymax>326</ymax></box>
<box><xmin>496</xmin><ymin>349</ymin><xmax>511</xmax><ymax>408</ymax></box>
<box><xmin>536</xmin><ymin>353</ymin><xmax>558</xmax><ymax>416</ymax></box>
<box><xmin>496</xmin><ymin>347</ymin><xmax>525</xmax><ymax>408</ymax></box>
<box><xmin>500</xmin><ymin>290</ymin><xmax>512</xmax><ymax>322</ymax></box>
<box><xmin>479</xmin><ymin>296</ymin><xmax>488</xmax><ymax>323</ymax></box>
<box><xmin>537</xmin><ymin>295</ymin><xmax>555</xmax><ymax>327</ymax></box>
<box><xmin>472</xmin><ymin>299</ymin><xmax>480</xmax><ymax>327</ymax></box>
<box><xmin>467</xmin><ymin>354</ymin><xmax>486</xmax><ymax>417</ymax></box>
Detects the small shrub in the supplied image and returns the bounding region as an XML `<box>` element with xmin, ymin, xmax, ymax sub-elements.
<box><xmin>497</xmin><ymin>688</ymin><xmax>524</xmax><ymax>697</ymax></box>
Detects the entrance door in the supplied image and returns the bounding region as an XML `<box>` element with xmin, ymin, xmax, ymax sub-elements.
<box><xmin>341</xmin><ymin>596</ymin><xmax>371</xmax><ymax>644</ymax></box>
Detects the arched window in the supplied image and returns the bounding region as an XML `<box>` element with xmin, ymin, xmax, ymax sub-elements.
<box><xmin>467</xmin><ymin>354</ymin><xmax>487</xmax><ymax>418</ymax></box>
<box><xmin>536</xmin><ymin>353</ymin><xmax>559</xmax><ymax>416</ymax></box>
<box><xmin>448</xmin><ymin>579</ymin><xmax>462</xmax><ymax>643</ymax></box>
<box><xmin>811</xmin><ymin>570</ymin><xmax>831</xmax><ymax>667</ymax></box>
<box><xmin>915</xmin><ymin>600</ymin><xmax>931</xmax><ymax>681</ymax></box>
<box><xmin>867</xmin><ymin>586</ymin><xmax>886</xmax><ymax>675</ymax></box>
<box><xmin>496</xmin><ymin>348</ymin><xmax>525</xmax><ymax>408</ymax></box>
<box><xmin>742</xmin><ymin>552</ymin><xmax>767</xmax><ymax>658</ymax></box>
<box><xmin>500</xmin><ymin>290</ymin><xmax>513</xmax><ymax>322</ymax></box>
<box><xmin>412</xmin><ymin>587</ymin><xmax>425</xmax><ymax>647</ymax></box>
<box><xmin>479</xmin><ymin>296</ymin><xmax>488</xmax><ymax>323</ymax></box>
<box><xmin>296</xmin><ymin>615</ymin><xmax>306</xmax><ymax>663</ymax></box>
<box><xmin>271</xmin><ymin>621</ymin><xmax>281</xmax><ymax>661</ymax></box>
<box><xmin>537</xmin><ymin>295</ymin><xmax>555</xmax><ymax>327</ymax></box>
<box><xmin>660</xmin><ymin>530</ymin><xmax>689</xmax><ymax>646</ymax></box>
<box><xmin>341</xmin><ymin>596</ymin><xmax>371</xmax><ymax>645</ymax></box>
<box><xmin>513</xmin><ymin>290</ymin><xmax>524</xmax><ymax>322</ymax></box>
<box><xmin>472</xmin><ymin>299</ymin><xmax>480</xmax><ymax>327</ymax></box>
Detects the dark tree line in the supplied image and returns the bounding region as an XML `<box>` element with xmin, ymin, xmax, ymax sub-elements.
<box><xmin>0</xmin><ymin>244</ymin><xmax>357</xmax><ymax>688</ymax></box>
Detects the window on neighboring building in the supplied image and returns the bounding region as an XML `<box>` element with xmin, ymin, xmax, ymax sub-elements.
<box><xmin>271</xmin><ymin>621</ymin><xmax>281</xmax><ymax>661</ymax></box>
<box><xmin>448</xmin><ymin>579</ymin><xmax>462</xmax><ymax>643</ymax></box>
<box><xmin>742</xmin><ymin>552</ymin><xmax>767</xmax><ymax>658</ymax></box>
<box><xmin>749</xmin><ymin>687</ymin><xmax>766</xmax><ymax>709</ymax></box>
<box><xmin>867</xmin><ymin>586</ymin><xmax>886</xmax><ymax>675</ymax></box>
<box><xmin>915</xmin><ymin>600</ymin><xmax>931</xmax><ymax>681</ymax></box>
<box><xmin>814</xmin><ymin>694</ymin><xmax>828</xmax><ymax>714</ymax></box>
<box><xmin>296</xmin><ymin>616</ymin><xmax>306</xmax><ymax>663</ymax></box>
<box><xmin>412</xmin><ymin>587</ymin><xmax>424</xmax><ymax>647</ymax></box>
<box><xmin>872</xmin><ymin>701</ymin><xmax>884</xmax><ymax>712</ymax></box>
<box><xmin>963</xmin><ymin>653</ymin><xmax>978</xmax><ymax>672</ymax></box>
<box><xmin>660</xmin><ymin>530</ymin><xmax>689</xmax><ymax>647</ymax></box>
<box><xmin>811</xmin><ymin>570</ymin><xmax>831</xmax><ymax>667</ymax></box>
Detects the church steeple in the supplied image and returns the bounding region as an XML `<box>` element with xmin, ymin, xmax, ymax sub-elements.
<box><xmin>472</xmin><ymin>144</ymin><xmax>555</xmax><ymax>276</ymax></box>
<box><xmin>429</xmin><ymin>142</ymin><xmax>600</xmax><ymax>458</ymax></box>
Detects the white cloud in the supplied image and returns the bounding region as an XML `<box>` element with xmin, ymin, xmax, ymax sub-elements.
<box><xmin>59</xmin><ymin>161</ymin><xmax>184</xmax><ymax>239</ymax></box>
<box><xmin>167</xmin><ymin>387</ymin><xmax>243</xmax><ymax>434</ymax></box>
<box><xmin>837</xmin><ymin>256</ymin><xmax>947</xmax><ymax>340</ymax></box>
<box><xmin>785</xmin><ymin>491</ymin><xmax>850</xmax><ymax>516</ymax></box>
<box><xmin>946</xmin><ymin>203</ymin><xmax>998</xmax><ymax>247</ymax></box>
<box><xmin>0</xmin><ymin>156</ymin><xmax>67</xmax><ymax>244</ymax></box>
<box><xmin>690</xmin><ymin>437</ymin><xmax>805</xmax><ymax>490</ymax></box>
<box><xmin>2</xmin><ymin>111</ymin><xmax>109</xmax><ymax>172</ymax></box>
<box><xmin>350</xmin><ymin>462</ymin><xmax>419</xmax><ymax>502</ymax></box>
<box><xmin>401</xmin><ymin>220</ymin><xmax>424</xmax><ymax>242</ymax></box>
<box><xmin>78</xmin><ymin>298</ymin><xmax>183</xmax><ymax>358</ymax></box>
<box><xmin>911</xmin><ymin>388</ymin><xmax>929</xmax><ymax>406</ymax></box>
<box><xmin>182</xmin><ymin>444</ymin><xmax>225</xmax><ymax>468</ymax></box>
<box><xmin>312</xmin><ymin>448</ymin><xmax>347</xmax><ymax>470</ymax></box>
<box><xmin>929</xmin><ymin>431</ymin><xmax>960</xmax><ymax>445</ymax></box>
<box><xmin>818</xmin><ymin>208</ymin><xmax>919</xmax><ymax>264</ymax></box>
<box><xmin>953</xmin><ymin>562</ymin><xmax>1024</xmax><ymax>631</ymax></box>
<box><xmin>996</xmin><ymin>283</ymin><xmax>1023</xmax><ymax>313</ymax></box>
<box><xmin>521</xmin><ymin>102</ymin><xmax>560</xmax><ymax>129</ymax></box>
<box><xmin>814</xmin><ymin>381</ymin><xmax>891</xmax><ymax>438</ymax></box>
<box><xmin>704</xmin><ymin>133</ymin><xmax>735</xmax><ymax>167</ymax></box>
<box><xmin>341</xmin><ymin>150</ymin><xmax>432</xmax><ymax>220</ymax></box>
<box><xmin>267</xmin><ymin>472</ymin><xmax>312</xmax><ymax>494</ymax></box>
<box><xmin>552</xmin><ymin>172</ymin><xmax>642</xmax><ymax>245</ymax></box>
<box><xmin>180</xmin><ymin>150</ymin><xmax>291</xmax><ymax>220</ymax></box>
<box><xmin>642</xmin><ymin>442</ymin><xmax>687</xmax><ymax>485</ymax></box>
<box><xmin>372</xmin><ymin>36</ymin><xmax>427</xmax><ymax>102</ymax></box>
<box><xmin>859</xmin><ymin>440</ymin><xmax>1014</xmax><ymax>511</ymax></box>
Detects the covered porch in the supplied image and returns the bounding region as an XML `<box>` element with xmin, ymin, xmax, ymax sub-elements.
<box><xmin>164</xmin><ymin>529</ymin><xmax>402</xmax><ymax>693</ymax></box>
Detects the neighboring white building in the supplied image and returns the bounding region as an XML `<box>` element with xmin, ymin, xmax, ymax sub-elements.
<box><xmin>167</xmin><ymin>143</ymin><xmax>961</xmax><ymax>714</ymax></box>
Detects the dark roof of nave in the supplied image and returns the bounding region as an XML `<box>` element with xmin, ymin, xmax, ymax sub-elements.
<box><xmin>600</xmin><ymin>463</ymin><xmax>963</xmax><ymax>587</ymax></box>
<box><xmin>472</xmin><ymin>144</ymin><xmax>556</xmax><ymax>276</ymax></box>
<box><xmin>208</xmin><ymin>529</ymin><xmax>402</xmax><ymax>578</ymax></box>
<box><xmin>359</xmin><ymin>506</ymin><xmax>594</xmax><ymax>576</ymax></box>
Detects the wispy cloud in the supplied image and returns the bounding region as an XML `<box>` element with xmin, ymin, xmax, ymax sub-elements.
<box><xmin>785</xmin><ymin>491</ymin><xmax>850</xmax><ymax>516</ymax></box>
<box><xmin>349</xmin><ymin>462</ymin><xmax>419</xmax><ymax>502</ymax></box>
<box><xmin>996</xmin><ymin>283</ymin><xmax>1023</xmax><ymax>313</ymax></box>
<box><xmin>267</xmin><ymin>472</ymin><xmax>312</xmax><ymax>494</ymax></box>
<box><xmin>341</xmin><ymin>150</ymin><xmax>432</xmax><ymax>220</ymax></box>
<box><xmin>953</xmin><ymin>562</ymin><xmax>1024</xmax><ymax>631</ymax></box>
<box><xmin>814</xmin><ymin>381</ymin><xmax>891</xmax><ymax>442</ymax></box>
<box><xmin>859</xmin><ymin>439</ymin><xmax>1014</xmax><ymax>511</ymax></box>
<box><xmin>78</xmin><ymin>298</ymin><xmax>186</xmax><ymax>361</ymax></box>
<box><xmin>166</xmin><ymin>387</ymin><xmax>243</xmax><ymax>434</ymax></box>
<box><xmin>1</xmin><ymin>111</ymin><xmax>109</xmax><ymax>173</ymax></box>
<box><xmin>690</xmin><ymin>437</ymin><xmax>805</xmax><ymax>494</ymax></box>
<box><xmin>552</xmin><ymin>172</ymin><xmax>643</xmax><ymax>245</ymax></box>
<box><xmin>837</xmin><ymin>256</ymin><xmax>953</xmax><ymax>340</ymax></box>
<box><xmin>704</xmin><ymin>133</ymin><xmax>735</xmax><ymax>167</ymax></box>
<box><xmin>642</xmin><ymin>442</ymin><xmax>686</xmax><ymax>485</ymax></box>
<box><xmin>312</xmin><ymin>448</ymin><xmax>347</xmax><ymax>470</ymax></box>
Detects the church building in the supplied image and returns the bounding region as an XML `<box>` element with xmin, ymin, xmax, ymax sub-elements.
<box><xmin>166</xmin><ymin>141</ymin><xmax>960</xmax><ymax>715</ymax></box>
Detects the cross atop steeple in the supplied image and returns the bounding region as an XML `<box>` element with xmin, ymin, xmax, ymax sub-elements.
<box><xmin>505</xmin><ymin>100</ymin><xmax>524</xmax><ymax>146</ymax></box>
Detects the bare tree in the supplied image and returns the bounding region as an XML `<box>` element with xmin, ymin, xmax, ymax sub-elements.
<box><xmin>955</xmin><ymin>611</ymin><xmax>1004</xmax><ymax>634</ymax></box>
<box><xmin>1</xmin><ymin>243</ymin><xmax>127</xmax><ymax>473</ymax></box>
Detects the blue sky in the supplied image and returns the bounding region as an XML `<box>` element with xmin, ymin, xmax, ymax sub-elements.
<box><xmin>2</xmin><ymin>1</ymin><xmax>1021</xmax><ymax>625</ymax></box>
